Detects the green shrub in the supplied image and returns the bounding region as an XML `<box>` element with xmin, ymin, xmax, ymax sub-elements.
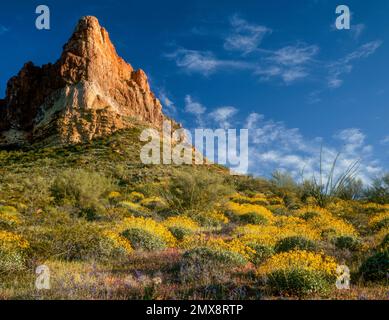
<box><xmin>380</xmin><ymin>234</ymin><xmax>389</xmax><ymax>250</ymax></box>
<box><xmin>247</xmin><ymin>243</ymin><xmax>274</xmax><ymax>264</ymax></box>
<box><xmin>0</xmin><ymin>206</ymin><xmax>20</xmax><ymax>229</ymax></box>
<box><xmin>121</xmin><ymin>228</ymin><xmax>167</xmax><ymax>251</ymax></box>
<box><xmin>51</xmin><ymin>169</ymin><xmax>113</xmax><ymax>211</ymax></box>
<box><xmin>267</xmin><ymin>269</ymin><xmax>331</xmax><ymax>297</ymax></box>
<box><xmin>301</xmin><ymin>211</ymin><xmax>320</xmax><ymax>220</ymax></box>
<box><xmin>275</xmin><ymin>236</ymin><xmax>317</xmax><ymax>253</ymax></box>
<box><xmin>179</xmin><ymin>247</ymin><xmax>246</xmax><ymax>283</ymax></box>
<box><xmin>334</xmin><ymin>236</ymin><xmax>362</xmax><ymax>251</ymax></box>
<box><xmin>359</xmin><ymin>249</ymin><xmax>389</xmax><ymax>283</ymax></box>
<box><xmin>161</xmin><ymin>171</ymin><xmax>233</xmax><ymax>213</ymax></box>
<box><xmin>168</xmin><ymin>226</ymin><xmax>194</xmax><ymax>241</ymax></box>
<box><xmin>192</xmin><ymin>211</ymin><xmax>228</xmax><ymax>228</ymax></box>
<box><xmin>239</xmin><ymin>212</ymin><xmax>268</xmax><ymax>225</ymax></box>
<box><xmin>373</xmin><ymin>217</ymin><xmax>389</xmax><ymax>231</ymax></box>
<box><xmin>0</xmin><ymin>251</ymin><xmax>26</xmax><ymax>273</ymax></box>
<box><xmin>30</xmin><ymin>220</ymin><xmax>114</xmax><ymax>261</ymax></box>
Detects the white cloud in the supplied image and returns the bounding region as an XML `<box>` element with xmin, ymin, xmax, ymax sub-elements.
<box><xmin>281</xmin><ymin>68</ymin><xmax>309</xmax><ymax>84</ymax></box>
<box><xmin>165</xmin><ymin>48</ymin><xmax>252</xmax><ymax>76</ymax></box>
<box><xmin>268</xmin><ymin>44</ymin><xmax>319</xmax><ymax>66</ymax></box>
<box><xmin>245</xmin><ymin>112</ymin><xmax>264</xmax><ymax>129</ymax></box>
<box><xmin>224</xmin><ymin>15</ymin><xmax>271</xmax><ymax>54</ymax></box>
<box><xmin>244</xmin><ymin>113</ymin><xmax>381</xmax><ymax>183</ymax></box>
<box><xmin>380</xmin><ymin>136</ymin><xmax>389</xmax><ymax>145</ymax></box>
<box><xmin>184</xmin><ymin>95</ymin><xmax>206</xmax><ymax>115</ymax></box>
<box><xmin>158</xmin><ymin>88</ymin><xmax>176</xmax><ymax>115</ymax></box>
<box><xmin>343</xmin><ymin>40</ymin><xmax>382</xmax><ymax>63</ymax></box>
<box><xmin>335</xmin><ymin>128</ymin><xmax>365</xmax><ymax>147</ymax></box>
<box><xmin>254</xmin><ymin>44</ymin><xmax>319</xmax><ymax>84</ymax></box>
<box><xmin>327</xmin><ymin>40</ymin><xmax>382</xmax><ymax>88</ymax></box>
<box><xmin>209</xmin><ymin>106</ymin><xmax>238</xmax><ymax>128</ymax></box>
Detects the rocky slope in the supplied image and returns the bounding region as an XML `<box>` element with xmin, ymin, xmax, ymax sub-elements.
<box><xmin>0</xmin><ymin>16</ymin><xmax>165</xmax><ymax>147</ymax></box>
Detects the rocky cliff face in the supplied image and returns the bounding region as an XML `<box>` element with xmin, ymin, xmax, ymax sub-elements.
<box><xmin>0</xmin><ymin>16</ymin><xmax>165</xmax><ymax>147</ymax></box>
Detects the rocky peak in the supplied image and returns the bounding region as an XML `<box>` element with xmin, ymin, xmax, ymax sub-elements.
<box><xmin>0</xmin><ymin>16</ymin><xmax>165</xmax><ymax>147</ymax></box>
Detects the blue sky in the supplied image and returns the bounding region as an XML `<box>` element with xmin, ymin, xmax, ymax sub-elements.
<box><xmin>0</xmin><ymin>0</ymin><xmax>388</xmax><ymax>182</ymax></box>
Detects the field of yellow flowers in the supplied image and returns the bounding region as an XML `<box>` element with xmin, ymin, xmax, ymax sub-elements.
<box><xmin>1</xmin><ymin>188</ymin><xmax>388</xmax><ymax>299</ymax></box>
<box><xmin>0</xmin><ymin>130</ymin><xmax>388</xmax><ymax>300</ymax></box>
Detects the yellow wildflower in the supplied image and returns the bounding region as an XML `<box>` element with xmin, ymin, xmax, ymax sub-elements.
<box><xmin>258</xmin><ymin>250</ymin><xmax>337</xmax><ymax>277</ymax></box>
<box><xmin>0</xmin><ymin>230</ymin><xmax>29</xmax><ymax>250</ymax></box>
<box><xmin>119</xmin><ymin>216</ymin><xmax>176</xmax><ymax>247</ymax></box>
<box><xmin>163</xmin><ymin>216</ymin><xmax>200</xmax><ymax>231</ymax></box>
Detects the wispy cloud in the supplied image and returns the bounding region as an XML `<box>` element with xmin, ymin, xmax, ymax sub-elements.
<box><xmin>166</xmin><ymin>16</ymin><xmax>382</xmax><ymax>88</ymax></box>
<box><xmin>327</xmin><ymin>40</ymin><xmax>382</xmax><ymax>88</ymax></box>
<box><xmin>209</xmin><ymin>106</ymin><xmax>238</xmax><ymax>128</ymax></box>
<box><xmin>183</xmin><ymin>96</ymin><xmax>240</xmax><ymax>129</ymax></box>
<box><xmin>380</xmin><ymin>136</ymin><xmax>389</xmax><ymax>145</ymax></box>
<box><xmin>184</xmin><ymin>95</ymin><xmax>207</xmax><ymax>126</ymax></box>
<box><xmin>157</xmin><ymin>88</ymin><xmax>176</xmax><ymax>115</ymax></box>
<box><xmin>165</xmin><ymin>48</ymin><xmax>252</xmax><ymax>76</ymax></box>
<box><xmin>184</xmin><ymin>95</ymin><xmax>206</xmax><ymax>115</ymax></box>
<box><xmin>254</xmin><ymin>43</ymin><xmax>319</xmax><ymax>84</ymax></box>
<box><xmin>268</xmin><ymin>44</ymin><xmax>319</xmax><ymax>66</ymax></box>
<box><xmin>351</xmin><ymin>23</ymin><xmax>366</xmax><ymax>40</ymax></box>
<box><xmin>224</xmin><ymin>15</ymin><xmax>271</xmax><ymax>55</ymax></box>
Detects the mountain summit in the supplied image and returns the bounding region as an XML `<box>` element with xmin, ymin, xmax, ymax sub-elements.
<box><xmin>0</xmin><ymin>16</ymin><xmax>165</xmax><ymax>147</ymax></box>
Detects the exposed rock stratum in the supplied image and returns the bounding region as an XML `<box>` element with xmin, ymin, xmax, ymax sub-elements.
<box><xmin>0</xmin><ymin>16</ymin><xmax>165</xmax><ymax>147</ymax></box>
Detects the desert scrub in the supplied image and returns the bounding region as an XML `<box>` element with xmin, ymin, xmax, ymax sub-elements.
<box><xmin>230</xmin><ymin>193</ymin><xmax>269</xmax><ymax>206</ymax></box>
<box><xmin>161</xmin><ymin>171</ymin><xmax>233</xmax><ymax>213</ymax></box>
<box><xmin>333</xmin><ymin>236</ymin><xmax>362</xmax><ymax>251</ymax></box>
<box><xmin>234</xmin><ymin>220</ymin><xmax>319</xmax><ymax>247</ymax></box>
<box><xmin>359</xmin><ymin>249</ymin><xmax>389</xmax><ymax>283</ymax></box>
<box><xmin>51</xmin><ymin>169</ymin><xmax>113</xmax><ymax>211</ymax></box>
<box><xmin>179</xmin><ymin>247</ymin><xmax>247</xmax><ymax>284</ymax></box>
<box><xmin>128</xmin><ymin>191</ymin><xmax>145</xmax><ymax>203</ymax></box>
<box><xmin>361</xmin><ymin>203</ymin><xmax>389</xmax><ymax>214</ymax></box>
<box><xmin>225</xmin><ymin>202</ymin><xmax>275</xmax><ymax>224</ymax></box>
<box><xmin>0</xmin><ymin>230</ymin><xmax>29</xmax><ymax>273</ymax></box>
<box><xmin>163</xmin><ymin>216</ymin><xmax>200</xmax><ymax>240</ymax></box>
<box><xmin>32</xmin><ymin>221</ymin><xmax>120</xmax><ymax>262</ymax></box>
<box><xmin>107</xmin><ymin>191</ymin><xmax>122</xmax><ymax>204</ymax></box>
<box><xmin>101</xmin><ymin>231</ymin><xmax>133</xmax><ymax>256</ymax></box>
<box><xmin>296</xmin><ymin>206</ymin><xmax>357</xmax><ymax>240</ymax></box>
<box><xmin>247</xmin><ymin>243</ymin><xmax>274</xmax><ymax>265</ymax></box>
<box><xmin>192</xmin><ymin>210</ymin><xmax>229</xmax><ymax>228</ymax></box>
<box><xmin>140</xmin><ymin>197</ymin><xmax>167</xmax><ymax>210</ymax></box>
<box><xmin>257</xmin><ymin>250</ymin><xmax>337</xmax><ymax>297</ymax></box>
<box><xmin>179</xmin><ymin>234</ymin><xmax>254</xmax><ymax>261</ymax></box>
<box><xmin>119</xmin><ymin>216</ymin><xmax>176</xmax><ymax>251</ymax></box>
<box><xmin>368</xmin><ymin>212</ymin><xmax>389</xmax><ymax>231</ymax></box>
<box><xmin>0</xmin><ymin>205</ymin><xmax>21</xmax><ymax>228</ymax></box>
<box><xmin>274</xmin><ymin>236</ymin><xmax>318</xmax><ymax>253</ymax></box>
<box><xmin>119</xmin><ymin>201</ymin><xmax>150</xmax><ymax>216</ymax></box>
<box><xmin>379</xmin><ymin>233</ymin><xmax>389</xmax><ymax>250</ymax></box>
